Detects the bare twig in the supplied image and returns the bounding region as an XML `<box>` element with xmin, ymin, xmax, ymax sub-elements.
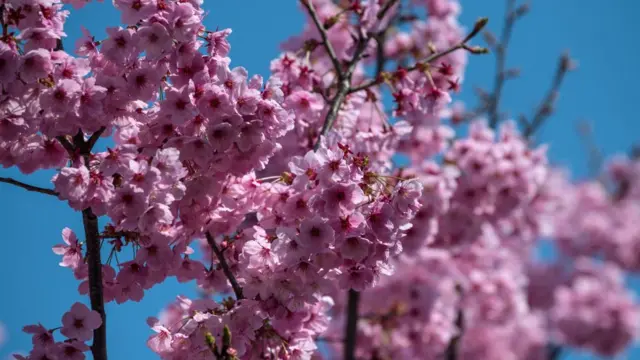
<box><xmin>487</xmin><ymin>0</ymin><xmax>520</xmax><ymax>128</ymax></box>
<box><xmin>300</xmin><ymin>0</ymin><xmax>343</xmax><ymax>78</ymax></box>
<box><xmin>576</xmin><ymin>120</ymin><xmax>604</xmax><ymax>177</ymax></box>
<box><xmin>205</xmin><ymin>232</ymin><xmax>244</xmax><ymax>300</ymax></box>
<box><xmin>343</xmin><ymin>289</ymin><xmax>360</xmax><ymax>360</ymax></box>
<box><xmin>0</xmin><ymin>177</ymin><xmax>58</xmax><ymax>196</ymax></box>
<box><xmin>522</xmin><ymin>53</ymin><xmax>572</xmax><ymax>137</ymax></box>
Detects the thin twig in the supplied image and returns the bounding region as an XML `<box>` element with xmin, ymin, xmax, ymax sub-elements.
<box><xmin>487</xmin><ymin>0</ymin><xmax>519</xmax><ymax>128</ymax></box>
<box><xmin>343</xmin><ymin>289</ymin><xmax>360</xmax><ymax>360</ymax></box>
<box><xmin>349</xmin><ymin>18</ymin><xmax>488</xmax><ymax>94</ymax></box>
<box><xmin>205</xmin><ymin>232</ymin><xmax>244</xmax><ymax>300</ymax></box>
<box><xmin>377</xmin><ymin>0</ymin><xmax>400</xmax><ymax>21</ymax></box>
<box><xmin>0</xmin><ymin>177</ymin><xmax>58</xmax><ymax>196</ymax></box>
<box><xmin>300</xmin><ymin>0</ymin><xmax>343</xmax><ymax>78</ymax></box>
<box><xmin>575</xmin><ymin>120</ymin><xmax>604</xmax><ymax>177</ymax></box>
<box><xmin>522</xmin><ymin>53</ymin><xmax>572</xmax><ymax>137</ymax></box>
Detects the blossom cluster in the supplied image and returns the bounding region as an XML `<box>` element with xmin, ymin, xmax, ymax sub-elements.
<box><xmin>3</xmin><ymin>0</ymin><xmax>640</xmax><ymax>359</ymax></box>
<box><xmin>17</xmin><ymin>303</ymin><xmax>101</xmax><ymax>360</ymax></box>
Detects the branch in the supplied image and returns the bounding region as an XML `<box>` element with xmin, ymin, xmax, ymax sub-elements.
<box><xmin>56</xmin><ymin>135</ymin><xmax>76</xmax><ymax>158</ymax></box>
<box><xmin>205</xmin><ymin>232</ymin><xmax>244</xmax><ymax>300</ymax></box>
<box><xmin>349</xmin><ymin>17</ymin><xmax>489</xmax><ymax>94</ymax></box>
<box><xmin>377</xmin><ymin>0</ymin><xmax>400</xmax><ymax>21</ymax></box>
<box><xmin>82</xmin><ymin>207</ymin><xmax>107</xmax><ymax>360</ymax></box>
<box><xmin>86</xmin><ymin>127</ymin><xmax>107</xmax><ymax>153</ymax></box>
<box><xmin>547</xmin><ymin>344</ymin><xmax>563</xmax><ymax>360</ymax></box>
<box><xmin>314</xmin><ymin>28</ymin><xmax>371</xmax><ymax>149</ymax></box>
<box><xmin>0</xmin><ymin>177</ymin><xmax>58</xmax><ymax>196</ymax></box>
<box><xmin>343</xmin><ymin>289</ymin><xmax>360</xmax><ymax>360</ymax></box>
<box><xmin>443</xmin><ymin>309</ymin><xmax>464</xmax><ymax>360</ymax></box>
<box><xmin>522</xmin><ymin>52</ymin><xmax>572</xmax><ymax>137</ymax></box>
<box><xmin>300</xmin><ymin>0</ymin><xmax>343</xmax><ymax>78</ymax></box>
<box><xmin>487</xmin><ymin>0</ymin><xmax>522</xmax><ymax>128</ymax></box>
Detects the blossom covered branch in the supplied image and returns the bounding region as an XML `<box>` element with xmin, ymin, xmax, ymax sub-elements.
<box><xmin>2</xmin><ymin>0</ymin><xmax>639</xmax><ymax>359</ymax></box>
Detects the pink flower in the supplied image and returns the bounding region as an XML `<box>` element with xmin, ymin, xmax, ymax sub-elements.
<box><xmin>339</xmin><ymin>266</ymin><xmax>374</xmax><ymax>291</ymax></box>
<box><xmin>127</xmin><ymin>67</ymin><xmax>161</xmax><ymax>102</ymax></box>
<box><xmin>52</xmin><ymin>227</ymin><xmax>83</xmax><ymax>269</ymax></box>
<box><xmin>113</xmin><ymin>0</ymin><xmax>156</xmax><ymax>24</ymax></box>
<box><xmin>197</xmin><ymin>85</ymin><xmax>234</xmax><ymax>120</ymax></box>
<box><xmin>298</xmin><ymin>216</ymin><xmax>335</xmax><ymax>252</ymax></box>
<box><xmin>207</xmin><ymin>122</ymin><xmax>239</xmax><ymax>153</ymax></box>
<box><xmin>340</xmin><ymin>236</ymin><xmax>372</xmax><ymax>261</ymax></box>
<box><xmin>52</xmin><ymin>166</ymin><xmax>90</xmax><ymax>205</ymax></box>
<box><xmin>57</xmin><ymin>340</ymin><xmax>90</xmax><ymax>360</ymax></box>
<box><xmin>22</xmin><ymin>323</ymin><xmax>54</xmax><ymax>348</ymax></box>
<box><xmin>392</xmin><ymin>179</ymin><xmax>423</xmax><ymax>216</ymax></box>
<box><xmin>285</xmin><ymin>90</ymin><xmax>323</xmax><ymax>117</ymax></box>
<box><xmin>162</xmin><ymin>85</ymin><xmax>195</xmax><ymax>125</ymax></box>
<box><xmin>101</xmin><ymin>27</ymin><xmax>138</xmax><ymax>64</ymax></box>
<box><xmin>243</xmin><ymin>227</ymin><xmax>279</xmax><ymax>269</ymax></box>
<box><xmin>136</xmin><ymin>237</ymin><xmax>174</xmax><ymax>270</ymax></box>
<box><xmin>320</xmin><ymin>183</ymin><xmax>365</xmax><ymax>216</ymax></box>
<box><xmin>41</xmin><ymin>79</ymin><xmax>81</xmax><ymax>116</ymax></box>
<box><xmin>60</xmin><ymin>302</ymin><xmax>102</xmax><ymax>341</ymax></box>
<box><xmin>19</xmin><ymin>49</ymin><xmax>53</xmax><ymax>83</ymax></box>
<box><xmin>147</xmin><ymin>325</ymin><xmax>173</xmax><ymax>353</ymax></box>
<box><xmin>137</xmin><ymin>23</ymin><xmax>173</xmax><ymax>60</ymax></box>
<box><xmin>206</xmin><ymin>28</ymin><xmax>232</xmax><ymax>57</ymax></box>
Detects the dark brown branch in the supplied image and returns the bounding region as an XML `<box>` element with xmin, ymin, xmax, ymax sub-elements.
<box><xmin>205</xmin><ymin>232</ymin><xmax>244</xmax><ymax>300</ymax></box>
<box><xmin>56</xmin><ymin>135</ymin><xmax>76</xmax><ymax>157</ymax></box>
<box><xmin>73</xmin><ymin>129</ymin><xmax>108</xmax><ymax>360</ymax></box>
<box><xmin>343</xmin><ymin>289</ymin><xmax>360</xmax><ymax>360</ymax></box>
<box><xmin>377</xmin><ymin>0</ymin><xmax>400</xmax><ymax>21</ymax></box>
<box><xmin>300</xmin><ymin>0</ymin><xmax>343</xmax><ymax>78</ymax></box>
<box><xmin>0</xmin><ymin>177</ymin><xmax>58</xmax><ymax>196</ymax></box>
<box><xmin>86</xmin><ymin>127</ymin><xmax>107</xmax><ymax>153</ymax></box>
<box><xmin>522</xmin><ymin>53</ymin><xmax>572</xmax><ymax>137</ymax></box>
<box><xmin>443</xmin><ymin>309</ymin><xmax>463</xmax><ymax>360</ymax></box>
<box><xmin>82</xmin><ymin>207</ymin><xmax>107</xmax><ymax>360</ymax></box>
<box><xmin>547</xmin><ymin>344</ymin><xmax>562</xmax><ymax>360</ymax></box>
<box><xmin>487</xmin><ymin>0</ymin><xmax>520</xmax><ymax>128</ymax></box>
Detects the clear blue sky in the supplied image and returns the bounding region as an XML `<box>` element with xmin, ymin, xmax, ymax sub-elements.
<box><xmin>1</xmin><ymin>1</ymin><xmax>638</xmax><ymax>359</ymax></box>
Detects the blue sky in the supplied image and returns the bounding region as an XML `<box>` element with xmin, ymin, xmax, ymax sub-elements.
<box><xmin>1</xmin><ymin>1</ymin><xmax>639</xmax><ymax>359</ymax></box>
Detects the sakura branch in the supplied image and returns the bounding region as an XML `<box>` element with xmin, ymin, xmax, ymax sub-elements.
<box><xmin>205</xmin><ymin>232</ymin><xmax>245</xmax><ymax>300</ymax></box>
<box><xmin>299</xmin><ymin>0</ymin><xmax>342</xmax><ymax>78</ymax></box>
<box><xmin>3</xmin><ymin>0</ymin><xmax>639</xmax><ymax>359</ymax></box>
<box><xmin>348</xmin><ymin>17</ymin><xmax>489</xmax><ymax>94</ymax></box>
<box><xmin>82</xmin><ymin>207</ymin><xmax>107</xmax><ymax>360</ymax></box>
<box><xmin>0</xmin><ymin>176</ymin><xmax>58</xmax><ymax>196</ymax></box>
<box><xmin>343</xmin><ymin>289</ymin><xmax>360</xmax><ymax>360</ymax></box>
<box><xmin>522</xmin><ymin>52</ymin><xmax>574</xmax><ymax>137</ymax></box>
<box><xmin>486</xmin><ymin>0</ymin><xmax>526</xmax><ymax>128</ymax></box>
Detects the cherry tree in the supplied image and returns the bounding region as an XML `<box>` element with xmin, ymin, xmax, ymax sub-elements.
<box><xmin>1</xmin><ymin>0</ymin><xmax>638</xmax><ymax>359</ymax></box>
